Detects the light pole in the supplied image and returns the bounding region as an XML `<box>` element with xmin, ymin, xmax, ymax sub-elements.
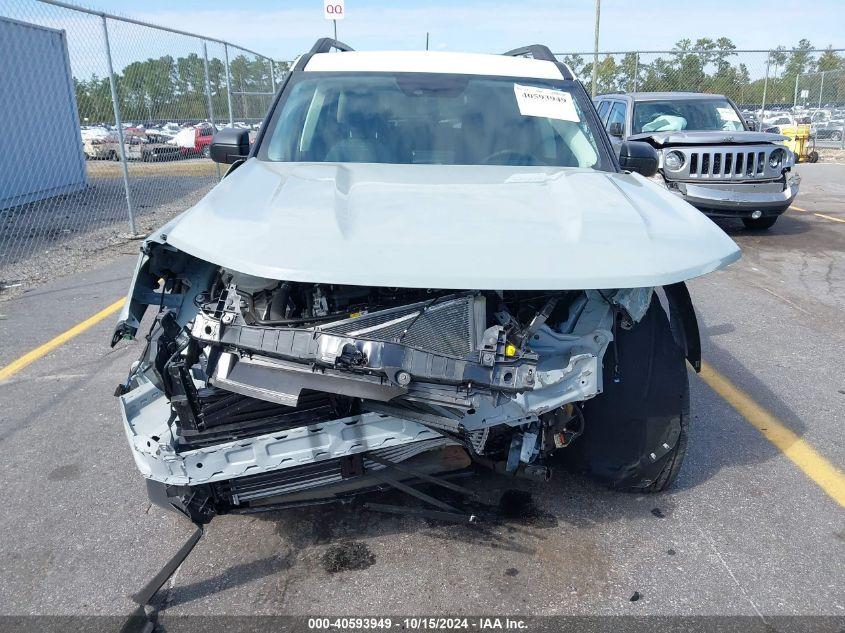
<box><xmin>591</xmin><ymin>0</ymin><xmax>601</xmax><ymax>97</ymax></box>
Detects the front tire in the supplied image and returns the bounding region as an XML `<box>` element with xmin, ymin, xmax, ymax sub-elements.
<box><xmin>201</xmin><ymin>145</ymin><xmax>211</xmax><ymax>159</ymax></box>
<box><xmin>566</xmin><ymin>295</ymin><xmax>691</xmax><ymax>493</ymax></box>
<box><xmin>742</xmin><ymin>216</ymin><xmax>778</xmax><ymax>230</ymax></box>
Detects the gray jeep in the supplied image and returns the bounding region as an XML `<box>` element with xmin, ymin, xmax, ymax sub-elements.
<box><xmin>594</xmin><ymin>92</ymin><xmax>801</xmax><ymax>230</ymax></box>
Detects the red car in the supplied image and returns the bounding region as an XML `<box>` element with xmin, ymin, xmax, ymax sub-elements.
<box><xmin>175</xmin><ymin>123</ymin><xmax>215</xmax><ymax>158</ymax></box>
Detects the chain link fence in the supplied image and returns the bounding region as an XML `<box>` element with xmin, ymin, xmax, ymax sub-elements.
<box><xmin>557</xmin><ymin>48</ymin><xmax>845</xmax><ymax>147</ymax></box>
<box><xmin>0</xmin><ymin>0</ymin><xmax>288</xmax><ymax>289</ymax></box>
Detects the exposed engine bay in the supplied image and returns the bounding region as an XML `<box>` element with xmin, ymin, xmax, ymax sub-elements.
<box><xmin>114</xmin><ymin>241</ymin><xmax>696</xmax><ymax>522</ymax></box>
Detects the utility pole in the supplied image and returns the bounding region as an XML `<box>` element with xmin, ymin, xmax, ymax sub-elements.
<box><xmin>591</xmin><ymin>0</ymin><xmax>601</xmax><ymax>97</ymax></box>
<box><xmin>426</xmin><ymin>32</ymin><xmax>429</xmax><ymax>51</ymax></box>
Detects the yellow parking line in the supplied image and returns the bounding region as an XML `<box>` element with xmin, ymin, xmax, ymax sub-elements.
<box><xmin>813</xmin><ymin>212</ymin><xmax>845</xmax><ymax>224</ymax></box>
<box><xmin>699</xmin><ymin>361</ymin><xmax>845</xmax><ymax>507</ymax></box>
<box><xmin>790</xmin><ymin>205</ymin><xmax>845</xmax><ymax>223</ymax></box>
<box><xmin>0</xmin><ymin>298</ymin><xmax>125</xmax><ymax>383</ymax></box>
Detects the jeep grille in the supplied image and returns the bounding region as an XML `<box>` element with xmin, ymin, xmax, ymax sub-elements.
<box><xmin>663</xmin><ymin>146</ymin><xmax>785</xmax><ymax>182</ymax></box>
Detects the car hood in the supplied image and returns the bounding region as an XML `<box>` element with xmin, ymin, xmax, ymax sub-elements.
<box><xmin>629</xmin><ymin>130</ymin><xmax>787</xmax><ymax>146</ymax></box>
<box><xmin>163</xmin><ymin>160</ymin><xmax>740</xmax><ymax>290</ymax></box>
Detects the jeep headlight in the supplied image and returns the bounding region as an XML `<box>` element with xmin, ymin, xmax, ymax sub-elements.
<box><xmin>664</xmin><ymin>150</ymin><xmax>685</xmax><ymax>171</ymax></box>
<box><xmin>769</xmin><ymin>148</ymin><xmax>785</xmax><ymax>169</ymax></box>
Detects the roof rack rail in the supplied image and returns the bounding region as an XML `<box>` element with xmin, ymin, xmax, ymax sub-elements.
<box><xmin>502</xmin><ymin>44</ymin><xmax>573</xmax><ymax>80</ymax></box>
<box><xmin>308</xmin><ymin>37</ymin><xmax>354</xmax><ymax>55</ymax></box>
<box><xmin>502</xmin><ymin>45</ymin><xmax>557</xmax><ymax>63</ymax></box>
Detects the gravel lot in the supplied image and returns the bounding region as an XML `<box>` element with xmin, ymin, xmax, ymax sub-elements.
<box><xmin>0</xmin><ymin>159</ymin><xmax>219</xmax><ymax>301</ymax></box>
<box><xmin>0</xmin><ymin>163</ymin><xmax>842</xmax><ymax>632</ymax></box>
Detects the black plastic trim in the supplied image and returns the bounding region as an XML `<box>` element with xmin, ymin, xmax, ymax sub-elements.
<box><xmin>663</xmin><ymin>282</ymin><xmax>702</xmax><ymax>372</ymax></box>
<box><xmin>503</xmin><ymin>44</ymin><xmax>573</xmax><ymax>80</ymax></box>
<box><xmin>309</xmin><ymin>37</ymin><xmax>355</xmax><ymax>54</ymax></box>
<box><xmin>503</xmin><ymin>45</ymin><xmax>556</xmax><ymax>62</ymax></box>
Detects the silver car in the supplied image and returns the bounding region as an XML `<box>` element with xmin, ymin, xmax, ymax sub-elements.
<box><xmin>595</xmin><ymin>92</ymin><xmax>800</xmax><ymax>230</ymax></box>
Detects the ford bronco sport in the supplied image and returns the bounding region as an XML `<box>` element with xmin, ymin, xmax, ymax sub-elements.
<box><xmin>595</xmin><ymin>92</ymin><xmax>800</xmax><ymax>230</ymax></box>
<box><xmin>113</xmin><ymin>41</ymin><xmax>740</xmax><ymax>537</ymax></box>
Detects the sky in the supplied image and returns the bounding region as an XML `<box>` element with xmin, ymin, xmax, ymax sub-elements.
<box><xmin>82</xmin><ymin>0</ymin><xmax>843</xmax><ymax>62</ymax></box>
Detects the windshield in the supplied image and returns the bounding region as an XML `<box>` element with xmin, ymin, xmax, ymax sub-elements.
<box><xmin>260</xmin><ymin>73</ymin><xmax>609</xmax><ymax>169</ymax></box>
<box><xmin>632</xmin><ymin>98</ymin><xmax>745</xmax><ymax>134</ymax></box>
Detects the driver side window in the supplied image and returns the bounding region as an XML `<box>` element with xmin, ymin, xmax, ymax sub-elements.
<box><xmin>606</xmin><ymin>102</ymin><xmax>626</xmax><ymax>134</ymax></box>
<box><xmin>596</xmin><ymin>100</ymin><xmax>611</xmax><ymax>123</ymax></box>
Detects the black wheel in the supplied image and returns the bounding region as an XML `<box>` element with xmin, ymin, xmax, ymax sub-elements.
<box><xmin>832</xmin><ymin>131</ymin><xmax>842</xmax><ymax>141</ymax></box>
<box><xmin>201</xmin><ymin>145</ymin><xmax>211</xmax><ymax>159</ymax></box>
<box><xmin>808</xmin><ymin>150</ymin><xmax>819</xmax><ymax>163</ymax></box>
<box><xmin>110</xmin><ymin>151</ymin><xmax>119</xmax><ymax>161</ymax></box>
<box><xmin>742</xmin><ymin>216</ymin><xmax>777</xmax><ymax>230</ymax></box>
<box><xmin>563</xmin><ymin>295</ymin><xmax>690</xmax><ymax>493</ymax></box>
<box><xmin>141</xmin><ymin>152</ymin><xmax>150</xmax><ymax>162</ymax></box>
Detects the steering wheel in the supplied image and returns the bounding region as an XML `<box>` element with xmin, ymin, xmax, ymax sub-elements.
<box><xmin>481</xmin><ymin>150</ymin><xmax>546</xmax><ymax>166</ymax></box>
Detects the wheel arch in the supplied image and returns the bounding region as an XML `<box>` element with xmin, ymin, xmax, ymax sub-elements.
<box><xmin>662</xmin><ymin>281</ymin><xmax>702</xmax><ymax>372</ymax></box>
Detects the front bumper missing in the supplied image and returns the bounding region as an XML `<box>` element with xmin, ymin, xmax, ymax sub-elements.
<box><xmin>191</xmin><ymin>293</ymin><xmax>538</xmax><ymax>410</ymax></box>
<box><xmin>120</xmin><ymin>377</ymin><xmax>455</xmax><ymax>486</ymax></box>
<box><xmin>118</xmin><ymin>288</ymin><xmax>645</xmax><ymax>496</ymax></box>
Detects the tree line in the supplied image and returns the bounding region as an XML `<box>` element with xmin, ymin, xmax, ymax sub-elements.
<box><xmin>74</xmin><ymin>54</ymin><xmax>291</xmax><ymax>125</ymax></box>
<box><xmin>563</xmin><ymin>39</ymin><xmax>844</xmax><ymax>106</ymax></box>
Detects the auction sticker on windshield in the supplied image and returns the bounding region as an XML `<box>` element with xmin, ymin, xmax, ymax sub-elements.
<box><xmin>514</xmin><ymin>84</ymin><xmax>579</xmax><ymax>122</ymax></box>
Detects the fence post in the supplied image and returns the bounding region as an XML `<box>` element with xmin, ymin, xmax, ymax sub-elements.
<box><xmin>268</xmin><ymin>57</ymin><xmax>276</xmax><ymax>94</ymax></box>
<box><xmin>818</xmin><ymin>71</ymin><xmax>825</xmax><ymax>109</ymax></box>
<box><xmin>632</xmin><ymin>52</ymin><xmax>639</xmax><ymax>92</ymax></box>
<box><xmin>793</xmin><ymin>73</ymin><xmax>799</xmax><ymax>107</ymax></box>
<box><xmin>759</xmin><ymin>55</ymin><xmax>770</xmax><ymax>125</ymax></box>
<box><xmin>840</xmin><ymin>118</ymin><xmax>845</xmax><ymax>151</ymax></box>
<box><xmin>591</xmin><ymin>0</ymin><xmax>600</xmax><ymax>97</ymax></box>
<box><xmin>202</xmin><ymin>42</ymin><xmax>221</xmax><ymax>179</ymax></box>
<box><xmin>101</xmin><ymin>15</ymin><xmax>137</xmax><ymax>236</ymax></box>
<box><xmin>224</xmin><ymin>43</ymin><xmax>234</xmax><ymax>126</ymax></box>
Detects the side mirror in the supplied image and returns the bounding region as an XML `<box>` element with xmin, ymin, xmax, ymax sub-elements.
<box><xmin>619</xmin><ymin>141</ymin><xmax>658</xmax><ymax>177</ymax></box>
<box><xmin>608</xmin><ymin>121</ymin><xmax>624</xmax><ymax>138</ymax></box>
<box><xmin>210</xmin><ymin>128</ymin><xmax>250</xmax><ymax>164</ymax></box>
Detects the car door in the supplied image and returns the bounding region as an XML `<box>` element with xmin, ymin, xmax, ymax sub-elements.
<box><xmin>125</xmin><ymin>135</ymin><xmax>143</xmax><ymax>160</ymax></box>
<box><xmin>605</xmin><ymin>101</ymin><xmax>626</xmax><ymax>156</ymax></box>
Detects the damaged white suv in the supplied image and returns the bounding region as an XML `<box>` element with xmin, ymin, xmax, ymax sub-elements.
<box><xmin>113</xmin><ymin>40</ymin><xmax>740</xmax><ymax>526</ymax></box>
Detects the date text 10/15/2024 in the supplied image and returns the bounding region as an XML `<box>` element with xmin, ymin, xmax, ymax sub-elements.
<box><xmin>307</xmin><ymin>617</ymin><xmax>529</xmax><ymax>630</ymax></box>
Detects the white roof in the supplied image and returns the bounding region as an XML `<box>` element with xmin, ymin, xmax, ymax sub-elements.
<box><xmin>304</xmin><ymin>50</ymin><xmax>566</xmax><ymax>80</ymax></box>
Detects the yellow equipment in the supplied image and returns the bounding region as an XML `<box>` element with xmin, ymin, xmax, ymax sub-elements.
<box><xmin>778</xmin><ymin>124</ymin><xmax>818</xmax><ymax>163</ymax></box>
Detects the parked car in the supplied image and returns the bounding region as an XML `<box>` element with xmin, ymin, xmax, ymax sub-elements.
<box><xmin>87</xmin><ymin>131</ymin><xmax>182</xmax><ymax>162</ymax></box>
<box><xmin>173</xmin><ymin>123</ymin><xmax>215</xmax><ymax>157</ymax></box>
<box><xmin>112</xmin><ymin>42</ymin><xmax>739</xmax><ymax>549</ymax></box>
<box><xmin>815</xmin><ymin>120</ymin><xmax>844</xmax><ymax>141</ymax></box>
<box><xmin>594</xmin><ymin>92</ymin><xmax>800</xmax><ymax>230</ymax></box>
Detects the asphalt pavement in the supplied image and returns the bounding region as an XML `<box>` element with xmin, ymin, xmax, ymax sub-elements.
<box><xmin>0</xmin><ymin>163</ymin><xmax>843</xmax><ymax>628</ymax></box>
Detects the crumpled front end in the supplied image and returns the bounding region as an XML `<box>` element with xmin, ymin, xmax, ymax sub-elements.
<box><xmin>113</xmin><ymin>240</ymin><xmax>671</xmax><ymax>520</ymax></box>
